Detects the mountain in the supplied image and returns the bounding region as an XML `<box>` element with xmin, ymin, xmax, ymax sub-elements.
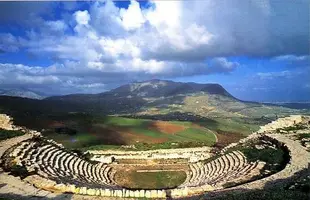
<box><xmin>47</xmin><ymin>80</ymin><xmax>233</xmax><ymax>100</ymax></box>
<box><xmin>45</xmin><ymin>80</ymin><xmax>236</xmax><ymax>114</ymax></box>
<box><xmin>0</xmin><ymin>80</ymin><xmax>308</xmax><ymax>134</ymax></box>
<box><xmin>103</xmin><ymin>79</ymin><xmax>234</xmax><ymax>98</ymax></box>
<box><xmin>0</xmin><ymin>89</ymin><xmax>46</xmax><ymax>99</ymax></box>
<box><xmin>45</xmin><ymin>80</ymin><xmax>308</xmax><ymax>119</ymax></box>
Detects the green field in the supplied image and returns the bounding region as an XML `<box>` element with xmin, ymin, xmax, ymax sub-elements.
<box><xmin>13</xmin><ymin>112</ymin><xmax>260</xmax><ymax>152</ymax></box>
<box><xmin>0</xmin><ymin>129</ymin><xmax>24</xmax><ymax>141</ymax></box>
<box><xmin>40</xmin><ymin>114</ymin><xmax>218</xmax><ymax>151</ymax></box>
<box><xmin>114</xmin><ymin>170</ymin><xmax>187</xmax><ymax>189</ymax></box>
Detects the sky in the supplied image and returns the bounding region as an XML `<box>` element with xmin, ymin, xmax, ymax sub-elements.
<box><xmin>0</xmin><ymin>0</ymin><xmax>309</xmax><ymax>102</ymax></box>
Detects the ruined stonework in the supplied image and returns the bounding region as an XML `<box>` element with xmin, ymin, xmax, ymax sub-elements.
<box><xmin>89</xmin><ymin>146</ymin><xmax>212</xmax><ymax>163</ymax></box>
<box><xmin>0</xmin><ymin>114</ymin><xmax>309</xmax><ymax>199</ymax></box>
<box><xmin>0</xmin><ymin>114</ymin><xmax>17</xmax><ymax>130</ymax></box>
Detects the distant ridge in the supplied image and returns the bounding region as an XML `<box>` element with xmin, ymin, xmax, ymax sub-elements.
<box><xmin>47</xmin><ymin>79</ymin><xmax>234</xmax><ymax>100</ymax></box>
<box><xmin>0</xmin><ymin>88</ymin><xmax>46</xmax><ymax>100</ymax></box>
<box><xmin>0</xmin><ymin>80</ymin><xmax>307</xmax><ymax>120</ymax></box>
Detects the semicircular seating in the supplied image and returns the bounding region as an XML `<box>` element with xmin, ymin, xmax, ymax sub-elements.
<box><xmin>180</xmin><ymin>151</ymin><xmax>263</xmax><ymax>188</ymax></box>
<box><xmin>7</xmin><ymin>138</ymin><xmax>117</xmax><ymax>189</ymax></box>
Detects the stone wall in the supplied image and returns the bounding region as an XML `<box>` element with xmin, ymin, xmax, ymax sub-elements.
<box><xmin>89</xmin><ymin>146</ymin><xmax>212</xmax><ymax>164</ymax></box>
<box><xmin>258</xmin><ymin>115</ymin><xmax>310</xmax><ymax>133</ymax></box>
<box><xmin>1</xmin><ymin>113</ymin><xmax>309</xmax><ymax>199</ymax></box>
<box><xmin>25</xmin><ymin>175</ymin><xmax>167</xmax><ymax>198</ymax></box>
<box><xmin>0</xmin><ymin>114</ymin><xmax>17</xmax><ymax>130</ymax></box>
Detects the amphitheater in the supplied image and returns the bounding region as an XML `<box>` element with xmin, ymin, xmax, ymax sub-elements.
<box><xmin>0</xmin><ymin>114</ymin><xmax>309</xmax><ymax>199</ymax></box>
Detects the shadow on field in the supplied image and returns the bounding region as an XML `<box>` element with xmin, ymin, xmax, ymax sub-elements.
<box><xmin>176</xmin><ymin>168</ymin><xmax>310</xmax><ymax>200</ymax></box>
<box><xmin>0</xmin><ymin>193</ymin><xmax>73</xmax><ymax>200</ymax></box>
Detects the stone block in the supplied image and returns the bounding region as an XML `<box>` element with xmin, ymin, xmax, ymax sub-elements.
<box><xmin>80</xmin><ymin>187</ymin><xmax>87</xmax><ymax>194</ymax></box>
<box><xmin>158</xmin><ymin>190</ymin><xmax>166</xmax><ymax>198</ymax></box>
<box><xmin>139</xmin><ymin>190</ymin><xmax>145</xmax><ymax>197</ymax></box>
<box><xmin>117</xmin><ymin>190</ymin><xmax>123</xmax><ymax>197</ymax></box>
<box><xmin>134</xmin><ymin>190</ymin><xmax>140</xmax><ymax>197</ymax></box>
<box><xmin>151</xmin><ymin>190</ymin><xmax>157</xmax><ymax>198</ymax></box>
<box><xmin>182</xmin><ymin>188</ymin><xmax>188</xmax><ymax>196</ymax></box>
<box><xmin>124</xmin><ymin>189</ymin><xmax>130</xmax><ymax>197</ymax></box>
<box><xmin>67</xmin><ymin>184</ymin><xmax>76</xmax><ymax>193</ymax></box>
<box><xmin>104</xmin><ymin>189</ymin><xmax>111</xmax><ymax>197</ymax></box>
<box><xmin>74</xmin><ymin>187</ymin><xmax>80</xmax><ymax>194</ymax></box>
<box><xmin>87</xmin><ymin>188</ymin><xmax>96</xmax><ymax>196</ymax></box>
<box><xmin>145</xmin><ymin>190</ymin><xmax>151</xmax><ymax>198</ymax></box>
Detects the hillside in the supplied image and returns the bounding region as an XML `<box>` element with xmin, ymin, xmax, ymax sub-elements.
<box><xmin>0</xmin><ymin>80</ymin><xmax>309</xmax><ymax>135</ymax></box>
<box><xmin>45</xmin><ymin>80</ymin><xmax>307</xmax><ymax>120</ymax></box>
<box><xmin>0</xmin><ymin>89</ymin><xmax>45</xmax><ymax>99</ymax></box>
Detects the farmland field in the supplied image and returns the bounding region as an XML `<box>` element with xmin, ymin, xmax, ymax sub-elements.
<box><xmin>40</xmin><ymin>113</ymin><xmax>217</xmax><ymax>151</ymax></box>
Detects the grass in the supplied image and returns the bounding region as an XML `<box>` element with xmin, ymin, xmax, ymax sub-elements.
<box><xmin>114</xmin><ymin>170</ymin><xmax>186</xmax><ymax>189</ymax></box>
<box><xmin>131</xmin><ymin>128</ymin><xmax>166</xmax><ymax>138</ymax></box>
<box><xmin>226</xmin><ymin>139</ymin><xmax>289</xmax><ymax>174</ymax></box>
<box><xmin>175</xmin><ymin>128</ymin><xmax>216</xmax><ymax>142</ymax></box>
<box><xmin>102</xmin><ymin>116</ymin><xmax>148</xmax><ymax>127</ymax></box>
<box><xmin>0</xmin><ymin>129</ymin><xmax>24</xmax><ymax>141</ymax></box>
<box><xmin>298</xmin><ymin>133</ymin><xmax>310</xmax><ymax>139</ymax></box>
<box><xmin>213</xmin><ymin>118</ymin><xmax>259</xmax><ymax>135</ymax></box>
<box><xmin>242</xmin><ymin>147</ymin><xmax>286</xmax><ymax>170</ymax></box>
<box><xmin>276</xmin><ymin>124</ymin><xmax>308</xmax><ymax>133</ymax></box>
<box><xmin>45</xmin><ymin>132</ymin><xmax>99</xmax><ymax>149</ymax></box>
<box><xmin>39</xmin><ymin>114</ymin><xmax>218</xmax><ymax>151</ymax></box>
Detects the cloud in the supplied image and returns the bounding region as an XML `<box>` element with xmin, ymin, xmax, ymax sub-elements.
<box><xmin>227</xmin><ymin>67</ymin><xmax>310</xmax><ymax>102</ymax></box>
<box><xmin>45</xmin><ymin>20</ymin><xmax>68</xmax><ymax>32</ymax></box>
<box><xmin>272</xmin><ymin>55</ymin><xmax>310</xmax><ymax>68</ymax></box>
<box><xmin>208</xmin><ymin>58</ymin><xmax>239</xmax><ymax>74</ymax></box>
<box><xmin>74</xmin><ymin>10</ymin><xmax>90</xmax><ymax>25</ymax></box>
<box><xmin>120</xmin><ymin>0</ymin><xmax>146</xmax><ymax>30</ymax></box>
<box><xmin>0</xmin><ymin>0</ymin><xmax>309</xmax><ymax>96</ymax></box>
<box><xmin>0</xmin><ymin>33</ymin><xmax>23</xmax><ymax>53</ymax></box>
<box><xmin>0</xmin><ymin>56</ymin><xmax>239</xmax><ymax>95</ymax></box>
<box><xmin>256</xmin><ymin>71</ymin><xmax>293</xmax><ymax>80</ymax></box>
<box><xmin>273</xmin><ymin>55</ymin><xmax>309</xmax><ymax>62</ymax></box>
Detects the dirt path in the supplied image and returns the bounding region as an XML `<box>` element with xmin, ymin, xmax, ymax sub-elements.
<box><xmin>192</xmin><ymin>123</ymin><xmax>218</xmax><ymax>143</ymax></box>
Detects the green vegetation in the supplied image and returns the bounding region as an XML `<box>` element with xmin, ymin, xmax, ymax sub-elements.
<box><xmin>276</xmin><ymin>124</ymin><xmax>308</xmax><ymax>133</ymax></box>
<box><xmin>298</xmin><ymin>133</ymin><xmax>310</xmax><ymax>139</ymax></box>
<box><xmin>102</xmin><ymin>116</ymin><xmax>148</xmax><ymax>127</ymax></box>
<box><xmin>0</xmin><ymin>129</ymin><xmax>24</xmax><ymax>141</ymax></box>
<box><xmin>226</xmin><ymin>139</ymin><xmax>288</xmax><ymax>174</ymax></box>
<box><xmin>174</xmin><ymin>128</ymin><xmax>216</xmax><ymax>143</ymax></box>
<box><xmin>44</xmin><ymin>132</ymin><xmax>99</xmax><ymax>149</ymax></box>
<box><xmin>39</xmin><ymin>113</ymin><xmax>218</xmax><ymax>151</ymax></box>
<box><xmin>198</xmin><ymin>117</ymin><xmax>260</xmax><ymax>136</ymax></box>
<box><xmin>115</xmin><ymin>171</ymin><xmax>186</xmax><ymax>189</ymax></box>
<box><xmin>241</xmin><ymin>147</ymin><xmax>286</xmax><ymax>171</ymax></box>
<box><xmin>10</xmin><ymin>164</ymin><xmax>29</xmax><ymax>179</ymax></box>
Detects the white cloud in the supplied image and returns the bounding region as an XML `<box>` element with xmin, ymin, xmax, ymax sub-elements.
<box><xmin>209</xmin><ymin>58</ymin><xmax>239</xmax><ymax>74</ymax></box>
<box><xmin>0</xmin><ymin>33</ymin><xmax>22</xmax><ymax>52</ymax></box>
<box><xmin>120</xmin><ymin>0</ymin><xmax>146</xmax><ymax>30</ymax></box>
<box><xmin>74</xmin><ymin>10</ymin><xmax>90</xmax><ymax>25</ymax></box>
<box><xmin>256</xmin><ymin>71</ymin><xmax>292</xmax><ymax>80</ymax></box>
<box><xmin>45</xmin><ymin>20</ymin><xmax>67</xmax><ymax>32</ymax></box>
<box><xmin>273</xmin><ymin>55</ymin><xmax>309</xmax><ymax>62</ymax></box>
<box><xmin>0</xmin><ymin>0</ymin><xmax>309</xmax><ymax>95</ymax></box>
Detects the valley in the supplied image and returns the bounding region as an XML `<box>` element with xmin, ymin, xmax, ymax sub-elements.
<box><xmin>0</xmin><ymin>80</ymin><xmax>308</xmax><ymax>153</ymax></box>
